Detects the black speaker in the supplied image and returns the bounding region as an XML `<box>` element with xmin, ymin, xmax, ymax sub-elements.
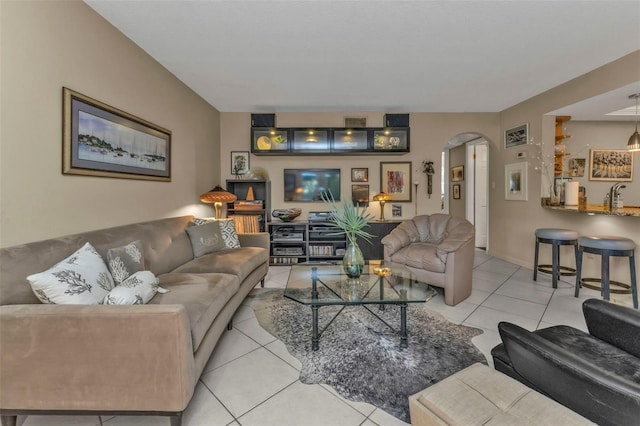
<box><xmin>251</xmin><ymin>113</ymin><xmax>276</xmax><ymax>127</ymax></box>
<box><xmin>384</xmin><ymin>113</ymin><xmax>409</xmax><ymax>127</ymax></box>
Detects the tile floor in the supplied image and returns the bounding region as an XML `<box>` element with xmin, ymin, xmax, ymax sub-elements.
<box><xmin>17</xmin><ymin>250</ymin><xmax>635</xmax><ymax>426</ymax></box>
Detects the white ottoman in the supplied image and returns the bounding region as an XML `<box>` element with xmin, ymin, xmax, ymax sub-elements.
<box><xmin>409</xmin><ymin>363</ymin><xmax>594</xmax><ymax>425</ymax></box>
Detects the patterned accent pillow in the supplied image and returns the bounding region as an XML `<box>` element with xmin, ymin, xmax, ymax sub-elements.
<box><xmin>103</xmin><ymin>271</ymin><xmax>159</xmax><ymax>305</ymax></box>
<box><xmin>106</xmin><ymin>240</ymin><xmax>146</xmax><ymax>284</ymax></box>
<box><xmin>193</xmin><ymin>218</ymin><xmax>240</xmax><ymax>249</ymax></box>
<box><xmin>186</xmin><ymin>221</ymin><xmax>226</xmax><ymax>257</ymax></box>
<box><xmin>27</xmin><ymin>242</ymin><xmax>115</xmax><ymax>304</ymax></box>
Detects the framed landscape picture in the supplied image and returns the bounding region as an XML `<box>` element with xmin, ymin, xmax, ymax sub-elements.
<box><xmin>351</xmin><ymin>184</ymin><xmax>369</xmax><ymax>207</ymax></box>
<box><xmin>62</xmin><ymin>87</ymin><xmax>171</xmax><ymax>181</ymax></box>
<box><xmin>589</xmin><ymin>149</ymin><xmax>634</xmax><ymax>181</ymax></box>
<box><xmin>450</xmin><ymin>165</ymin><xmax>464</xmax><ymax>182</ymax></box>
<box><xmin>505</xmin><ymin>162</ymin><xmax>528</xmax><ymax>201</ymax></box>
<box><xmin>351</xmin><ymin>167</ymin><xmax>368</xmax><ymax>182</ymax></box>
<box><xmin>504</xmin><ymin>123</ymin><xmax>529</xmax><ymax>149</ymax></box>
<box><xmin>380</xmin><ymin>162</ymin><xmax>412</xmax><ymax>202</ymax></box>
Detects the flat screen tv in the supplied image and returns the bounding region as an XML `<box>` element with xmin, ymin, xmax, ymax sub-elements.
<box><xmin>284</xmin><ymin>168</ymin><xmax>340</xmax><ymax>202</ymax></box>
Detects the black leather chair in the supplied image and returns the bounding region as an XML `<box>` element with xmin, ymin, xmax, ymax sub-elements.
<box><xmin>491</xmin><ymin>298</ymin><xmax>640</xmax><ymax>426</ymax></box>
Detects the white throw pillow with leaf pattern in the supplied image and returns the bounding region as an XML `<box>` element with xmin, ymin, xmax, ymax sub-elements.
<box><xmin>27</xmin><ymin>242</ymin><xmax>115</xmax><ymax>304</ymax></box>
<box><xmin>103</xmin><ymin>270</ymin><xmax>159</xmax><ymax>305</ymax></box>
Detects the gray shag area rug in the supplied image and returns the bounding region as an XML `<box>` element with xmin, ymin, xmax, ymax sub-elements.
<box><xmin>246</xmin><ymin>289</ymin><xmax>486</xmax><ymax>422</ymax></box>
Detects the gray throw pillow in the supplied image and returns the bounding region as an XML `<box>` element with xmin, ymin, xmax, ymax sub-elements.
<box><xmin>106</xmin><ymin>240</ymin><xmax>146</xmax><ymax>284</ymax></box>
<box><xmin>193</xmin><ymin>218</ymin><xmax>240</xmax><ymax>249</ymax></box>
<box><xmin>186</xmin><ymin>221</ymin><xmax>226</xmax><ymax>257</ymax></box>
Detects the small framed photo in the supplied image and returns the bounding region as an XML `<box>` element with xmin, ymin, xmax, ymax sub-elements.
<box><xmin>568</xmin><ymin>158</ymin><xmax>586</xmax><ymax>177</ymax></box>
<box><xmin>505</xmin><ymin>162</ymin><xmax>528</xmax><ymax>201</ymax></box>
<box><xmin>452</xmin><ymin>184</ymin><xmax>461</xmax><ymax>200</ymax></box>
<box><xmin>504</xmin><ymin>123</ymin><xmax>529</xmax><ymax>149</ymax></box>
<box><xmin>392</xmin><ymin>204</ymin><xmax>402</xmax><ymax>217</ymax></box>
<box><xmin>231</xmin><ymin>151</ymin><xmax>250</xmax><ymax>175</ymax></box>
<box><xmin>450</xmin><ymin>165</ymin><xmax>464</xmax><ymax>182</ymax></box>
<box><xmin>351</xmin><ymin>184</ymin><xmax>369</xmax><ymax>207</ymax></box>
<box><xmin>589</xmin><ymin>149</ymin><xmax>634</xmax><ymax>181</ymax></box>
<box><xmin>380</xmin><ymin>162</ymin><xmax>412</xmax><ymax>202</ymax></box>
<box><xmin>351</xmin><ymin>167</ymin><xmax>368</xmax><ymax>182</ymax></box>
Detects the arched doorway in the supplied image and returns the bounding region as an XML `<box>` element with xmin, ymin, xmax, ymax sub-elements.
<box><xmin>443</xmin><ymin>133</ymin><xmax>490</xmax><ymax>249</ymax></box>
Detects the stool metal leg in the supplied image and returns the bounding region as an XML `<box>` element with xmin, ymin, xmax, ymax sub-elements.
<box><xmin>602</xmin><ymin>251</ymin><xmax>610</xmax><ymax>301</ymax></box>
<box><xmin>575</xmin><ymin>247</ymin><xmax>583</xmax><ymax>298</ymax></box>
<box><xmin>533</xmin><ymin>238</ymin><xmax>539</xmax><ymax>281</ymax></box>
<box><xmin>552</xmin><ymin>241</ymin><xmax>559</xmax><ymax>288</ymax></box>
<box><xmin>630</xmin><ymin>252</ymin><xmax>638</xmax><ymax>309</ymax></box>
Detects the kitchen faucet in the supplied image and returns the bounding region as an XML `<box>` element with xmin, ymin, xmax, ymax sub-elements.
<box><xmin>609</xmin><ymin>182</ymin><xmax>626</xmax><ymax>211</ymax></box>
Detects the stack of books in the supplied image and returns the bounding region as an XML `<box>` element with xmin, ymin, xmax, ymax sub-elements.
<box><xmin>229</xmin><ymin>215</ymin><xmax>260</xmax><ymax>233</ymax></box>
<box><xmin>233</xmin><ymin>200</ymin><xmax>263</xmax><ymax>211</ymax></box>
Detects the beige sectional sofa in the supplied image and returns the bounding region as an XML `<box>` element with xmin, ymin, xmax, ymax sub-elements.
<box><xmin>0</xmin><ymin>215</ymin><xmax>269</xmax><ymax>426</ymax></box>
<box><xmin>381</xmin><ymin>214</ymin><xmax>475</xmax><ymax>306</ymax></box>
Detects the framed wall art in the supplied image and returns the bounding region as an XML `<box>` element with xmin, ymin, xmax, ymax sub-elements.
<box><xmin>453</xmin><ymin>184</ymin><xmax>461</xmax><ymax>200</ymax></box>
<box><xmin>450</xmin><ymin>165</ymin><xmax>464</xmax><ymax>182</ymax></box>
<box><xmin>231</xmin><ymin>151</ymin><xmax>250</xmax><ymax>175</ymax></box>
<box><xmin>504</xmin><ymin>123</ymin><xmax>529</xmax><ymax>149</ymax></box>
<box><xmin>568</xmin><ymin>158</ymin><xmax>586</xmax><ymax>177</ymax></box>
<box><xmin>351</xmin><ymin>167</ymin><xmax>368</xmax><ymax>182</ymax></box>
<box><xmin>589</xmin><ymin>149</ymin><xmax>634</xmax><ymax>181</ymax></box>
<box><xmin>62</xmin><ymin>87</ymin><xmax>171</xmax><ymax>181</ymax></box>
<box><xmin>392</xmin><ymin>204</ymin><xmax>402</xmax><ymax>217</ymax></box>
<box><xmin>505</xmin><ymin>162</ymin><xmax>528</xmax><ymax>201</ymax></box>
<box><xmin>380</xmin><ymin>161</ymin><xmax>412</xmax><ymax>202</ymax></box>
<box><xmin>351</xmin><ymin>184</ymin><xmax>369</xmax><ymax>207</ymax></box>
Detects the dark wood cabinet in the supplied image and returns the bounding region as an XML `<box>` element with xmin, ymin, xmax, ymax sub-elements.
<box><xmin>225</xmin><ymin>179</ymin><xmax>271</xmax><ymax>232</ymax></box>
<box><xmin>357</xmin><ymin>221</ymin><xmax>402</xmax><ymax>260</ymax></box>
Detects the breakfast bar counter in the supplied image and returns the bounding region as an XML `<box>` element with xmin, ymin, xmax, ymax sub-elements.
<box><xmin>542</xmin><ymin>202</ymin><xmax>640</xmax><ymax>217</ymax></box>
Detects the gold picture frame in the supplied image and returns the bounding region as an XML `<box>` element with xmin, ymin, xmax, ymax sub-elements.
<box><xmin>380</xmin><ymin>161</ymin><xmax>412</xmax><ymax>202</ymax></box>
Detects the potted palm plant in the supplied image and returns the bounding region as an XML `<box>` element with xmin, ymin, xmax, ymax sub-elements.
<box><xmin>321</xmin><ymin>191</ymin><xmax>375</xmax><ymax>278</ymax></box>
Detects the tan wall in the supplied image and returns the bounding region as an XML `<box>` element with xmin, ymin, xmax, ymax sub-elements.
<box><xmin>0</xmin><ymin>1</ymin><xmax>220</xmax><ymax>247</ymax></box>
<box><xmin>220</xmin><ymin>112</ymin><xmax>500</xmax><ymax>222</ymax></box>
<box><xmin>492</xmin><ymin>51</ymin><xmax>640</xmax><ymax>280</ymax></box>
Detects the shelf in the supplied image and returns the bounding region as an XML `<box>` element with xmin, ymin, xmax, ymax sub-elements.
<box><xmin>251</xmin><ymin>127</ymin><xmax>410</xmax><ymax>155</ymax></box>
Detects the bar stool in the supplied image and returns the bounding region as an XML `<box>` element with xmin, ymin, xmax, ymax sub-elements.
<box><xmin>533</xmin><ymin>228</ymin><xmax>579</xmax><ymax>288</ymax></box>
<box><xmin>575</xmin><ymin>235</ymin><xmax>638</xmax><ymax>309</ymax></box>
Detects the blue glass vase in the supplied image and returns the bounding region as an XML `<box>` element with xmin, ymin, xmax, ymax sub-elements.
<box><xmin>342</xmin><ymin>241</ymin><xmax>364</xmax><ymax>278</ymax></box>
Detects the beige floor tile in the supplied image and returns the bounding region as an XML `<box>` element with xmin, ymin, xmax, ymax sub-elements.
<box><xmin>21</xmin><ymin>415</ymin><xmax>101</xmax><ymax>426</ymax></box>
<box><xmin>183</xmin><ymin>381</ymin><xmax>234</xmax><ymax>426</ymax></box>
<box><xmin>367</xmin><ymin>408</ymin><xmax>410</xmax><ymax>426</ymax></box>
<box><xmin>235</xmin><ymin>314</ymin><xmax>278</xmax><ymax>346</ymax></box>
<box><xmin>482</xmin><ymin>293</ymin><xmax>547</xmax><ymax>321</ymax></box>
<box><xmin>201</xmin><ymin>328</ymin><xmax>261</xmax><ymax>373</ymax></box>
<box><xmin>237</xmin><ymin>381</ymin><xmax>366</xmax><ymax>426</ymax></box>
<box><xmin>201</xmin><ymin>348</ymin><xmax>299</xmax><ymax>418</ymax></box>
<box><xmin>464</xmin><ymin>306</ymin><xmax>538</xmax><ymax>333</ymax></box>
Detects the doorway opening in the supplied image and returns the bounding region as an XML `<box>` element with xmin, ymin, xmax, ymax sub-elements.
<box><xmin>443</xmin><ymin>133</ymin><xmax>489</xmax><ymax>250</ymax></box>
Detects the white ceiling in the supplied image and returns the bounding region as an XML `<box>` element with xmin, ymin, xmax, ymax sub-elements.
<box><xmin>85</xmin><ymin>0</ymin><xmax>640</xmax><ymax>117</ymax></box>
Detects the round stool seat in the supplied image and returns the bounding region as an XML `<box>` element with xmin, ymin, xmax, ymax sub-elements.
<box><xmin>535</xmin><ymin>228</ymin><xmax>579</xmax><ymax>241</ymax></box>
<box><xmin>578</xmin><ymin>236</ymin><xmax>636</xmax><ymax>251</ymax></box>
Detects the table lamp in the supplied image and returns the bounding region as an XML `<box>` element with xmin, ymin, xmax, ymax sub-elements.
<box><xmin>372</xmin><ymin>192</ymin><xmax>391</xmax><ymax>221</ymax></box>
<box><xmin>199</xmin><ymin>186</ymin><xmax>237</xmax><ymax>219</ymax></box>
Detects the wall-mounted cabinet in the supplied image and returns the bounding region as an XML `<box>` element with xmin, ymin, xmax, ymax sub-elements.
<box><xmin>251</xmin><ymin>127</ymin><xmax>410</xmax><ymax>155</ymax></box>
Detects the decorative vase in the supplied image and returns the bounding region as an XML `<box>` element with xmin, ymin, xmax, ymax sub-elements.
<box><xmin>342</xmin><ymin>241</ymin><xmax>365</xmax><ymax>278</ymax></box>
<box><xmin>550</xmin><ymin>184</ymin><xmax>561</xmax><ymax>205</ymax></box>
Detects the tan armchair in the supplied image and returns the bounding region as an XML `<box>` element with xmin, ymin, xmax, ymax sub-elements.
<box><xmin>381</xmin><ymin>214</ymin><xmax>475</xmax><ymax>306</ymax></box>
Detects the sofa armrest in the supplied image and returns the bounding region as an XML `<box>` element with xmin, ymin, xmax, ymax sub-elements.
<box><xmin>238</xmin><ymin>232</ymin><xmax>269</xmax><ymax>250</ymax></box>
<box><xmin>498</xmin><ymin>321</ymin><xmax>640</xmax><ymax>426</ymax></box>
<box><xmin>583</xmin><ymin>298</ymin><xmax>640</xmax><ymax>358</ymax></box>
<box><xmin>0</xmin><ymin>304</ymin><xmax>195</xmax><ymax>413</ymax></box>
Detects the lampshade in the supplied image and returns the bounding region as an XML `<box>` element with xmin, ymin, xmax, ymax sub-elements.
<box><xmin>372</xmin><ymin>192</ymin><xmax>390</xmax><ymax>202</ymax></box>
<box><xmin>373</xmin><ymin>192</ymin><xmax>391</xmax><ymax>221</ymax></box>
<box><xmin>628</xmin><ymin>94</ymin><xmax>640</xmax><ymax>152</ymax></box>
<box><xmin>199</xmin><ymin>186</ymin><xmax>237</xmax><ymax>219</ymax></box>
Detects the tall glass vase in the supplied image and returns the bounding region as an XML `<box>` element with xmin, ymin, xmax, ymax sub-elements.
<box><xmin>342</xmin><ymin>240</ymin><xmax>364</xmax><ymax>278</ymax></box>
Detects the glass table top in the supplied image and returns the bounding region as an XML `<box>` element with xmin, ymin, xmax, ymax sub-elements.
<box><xmin>284</xmin><ymin>260</ymin><xmax>436</xmax><ymax>306</ymax></box>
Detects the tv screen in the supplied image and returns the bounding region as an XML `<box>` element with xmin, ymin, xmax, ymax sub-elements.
<box><xmin>284</xmin><ymin>169</ymin><xmax>341</xmax><ymax>202</ymax></box>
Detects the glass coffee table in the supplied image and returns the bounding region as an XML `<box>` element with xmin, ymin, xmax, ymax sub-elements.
<box><xmin>285</xmin><ymin>261</ymin><xmax>437</xmax><ymax>351</ymax></box>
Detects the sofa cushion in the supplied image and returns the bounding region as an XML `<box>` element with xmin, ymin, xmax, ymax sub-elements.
<box><xmin>103</xmin><ymin>271</ymin><xmax>160</xmax><ymax>305</ymax></box>
<box><xmin>389</xmin><ymin>243</ymin><xmax>446</xmax><ymax>273</ymax></box>
<box><xmin>171</xmin><ymin>246</ymin><xmax>269</xmax><ymax>283</ymax></box>
<box><xmin>153</xmin><ymin>272</ymin><xmax>239</xmax><ymax>352</ymax></box>
<box><xmin>185</xmin><ymin>222</ymin><xmax>226</xmax><ymax>257</ymax></box>
<box><xmin>193</xmin><ymin>218</ymin><xmax>241</xmax><ymax>249</ymax></box>
<box><xmin>27</xmin><ymin>242</ymin><xmax>115</xmax><ymax>305</ymax></box>
<box><xmin>106</xmin><ymin>240</ymin><xmax>146</xmax><ymax>284</ymax></box>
